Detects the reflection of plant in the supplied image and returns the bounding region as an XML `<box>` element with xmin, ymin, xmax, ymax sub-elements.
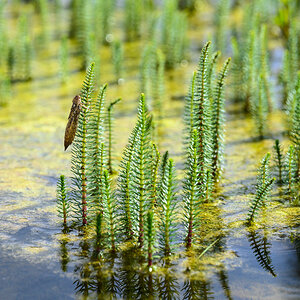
<box><xmin>247</xmin><ymin>153</ymin><xmax>275</xmax><ymax>224</ymax></box>
<box><xmin>182</xmin><ymin>278</ymin><xmax>214</xmax><ymax>300</ymax></box>
<box><xmin>247</xmin><ymin>229</ymin><xmax>276</xmax><ymax>277</ymax></box>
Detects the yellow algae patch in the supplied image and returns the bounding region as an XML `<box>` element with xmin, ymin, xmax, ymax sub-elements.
<box><xmin>23</xmin><ymin>246</ymin><xmax>47</xmax><ymax>255</ymax></box>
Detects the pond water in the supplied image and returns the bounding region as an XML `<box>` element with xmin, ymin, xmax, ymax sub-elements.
<box><xmin>0</xmin><ymin>2</ymin><xmax>299</xmax><ymax>299</ymax></box>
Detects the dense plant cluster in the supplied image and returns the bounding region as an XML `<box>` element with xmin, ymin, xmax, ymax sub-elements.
<box><xmin>57</xmin><ymin>39</ymin><xmax>232</xmax><ymax>265</ymax></box>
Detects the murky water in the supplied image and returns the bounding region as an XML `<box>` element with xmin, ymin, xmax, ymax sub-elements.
<box><xmin>0</xmin><ymin>3</ymin><xmax>299</xmax><ymax>300</ymax></box>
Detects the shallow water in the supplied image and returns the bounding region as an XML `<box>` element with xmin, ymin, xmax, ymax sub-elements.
<box><xmin>0</xmin><ymin>3</ymin><xmax>299</xmax><ymax>300</ymax></box>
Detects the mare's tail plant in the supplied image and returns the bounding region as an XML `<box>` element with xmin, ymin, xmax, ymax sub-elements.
<box><xmin>59</xmin><ymin>37</ymin><xmax>69</xmax><ymax>84</ymax></box>
<box><xmin>117</xmin><ymin>94</ymin><xmax>152</xmax><ymax>247</ymax></box>
<box><xmin>102</xmin><ymin>170</ymin><xmax>117</xmax><ymax>252</ymax></box>
<box><xmin>125</xmin><ymin>0</ymin><xmax>142</xmax><ymax>41</ymax></box>
<box><xmin>289</xmin><ymin>75</ymin><xmax>300</xmax><ymax>181</ymax></box>
<box><xmin>112</xmin><ymin>40</ymin><xmax>124</xmax><ymax>82</ymax></box>
<box><xmin>141</xmin><ymin>44</ymin><xmax>165</xmax><ymax>111</ymax></box>
<box><xmin>57</xmin><ymin>175</ymin><xmax>70</xmax><ymax>225</ymax></box>
<box><xmin>284</xmin><ymin>145</ymin><xmax>297</xmax><ymax>199</ymax></box>
<box><xmin>183</xmin><ymin>130</ymin><xmax>201</xmax><ymax>248</ymax></box>
<box><xmin>157</xmin><ymin>0</ymin><xmax>187</xmax><ymax>68</ymax></box>
<box><xmin>87</xmin><ymin>84</ymin><xmax>107</xmax><ymax>232</ymax></box>
<box><xmin>215</xmin><ymin>0</ymin><xmax>230</xmax><ymax>54</ymax></box>
<box><xmin>70</xmin><ymin>62</ymin><xmax>95</xmax><ymax>225</ymax></box>
<box><xmin>273</xmin><ymin>139</ymin><xmax>284</xmax><ymax>184</ymax></box>
<box><xmin>107</xmin><ymin>98</ymin><xmax>121</xmax><ymax>174</ymax></box>
<box><xmin>211</xmin><ymin>57</ymin><xmax>231</xmax><ymax>184</ymax></box>
<box><xmin>247</xmin><ymin>153</ymin><xmax>275</xmax><ymax>224</ymax></box>
<box><xmin>157</xmin><ymin>152</ymin><xmax>178</xmax><ymax>256</ymax></box>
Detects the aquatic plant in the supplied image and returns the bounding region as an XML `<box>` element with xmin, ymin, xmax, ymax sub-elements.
<box><xmin>183</xmin><ymin>130</ymin><xmax>201</xmax><ymax>248</ymax></box>
<box><xmin>251</xmin><ymin>74</ymin><xmax>269</xmax><ymax>139</ymax></box>
<box><xmin>125</xmin><ymin>0</ymin><xmax>142</xmax><ymax>41</ymax></box>
<box><xmin>290</xmin><ymin>78</ymin><xmax>300</xmax><ymax>181</ymax></box>
<box><xmin>211</xmin><ymin>57</ymin><xmax>231</xmax><ymax>184</ymax></box>
<box><xmin>286</xmin><ymin>73</ymin><xmax>300</xmax><ymax>131</ymax></box>
<box><xmin>107</xmin><ymin>98</ymin><xmax>121</xmax><ymax>174</ymax></box>
<box><xmin>102</xmin><ymin>170</ymin><xmax>117</xmax><ymax>252</ymax></box>
<box><xmin>284</xmin><ymin>145</ymin><xmax>297</xmax><ymax>197</ymax></box>
<box><xmin>94</xmin><ymin>0</ymin><xmax>115</xmax><ymax>44</ymax></box>
<box><xmin>87</xmin><ymin>85</ymin><xmax>107</xmax><ymax>228</ymax></box>
<box><xmin>56</xmin><ymin>175</ymin><xmax>70</xmax><ymax>225</ymax></box>
<box><xmin>247</xmin><ymin>153</ymin><xmax>275</xmax><ymax>224</ymax></box>
<box><xmin>59</xmin><ymin>37</ymin><xmax>69</xmax><ymax>84</ymax></box>
<box><xmin>117</xmin><ymin>94</ymin><xmax>152</xmax><ymax>246</ymax></box>
<box><xmin>140</xmin><ymin>43</ymin><xmax>165</xmax><ymax>111</ymax></box>
<box><xmin>189</xmin><ymin>41</ymin><xmax>213</xmax><ymax>200</ymax></box>
<box><xmin>273</xmin><ymin>139</ymin><xmax>284</xmax><ymax>184</ymax></box>
<box><xmin>111</xmin><ymin>40</ymin><xmax>124</xmax><ymax>82</ymax></box>
<box><xmin>215</xmin><ymin>0</ymin><xmax>230</xmax><ymax>54</ymax></box>
<box><xmin>12</xmin><ymin>14</ymin><xmax>32</xmax><ymax>81</ymax></box>
<box><xmin>157</xmin><ymin>0</ymin><xmax>187</xmax><ymax>68</ymax></box>
<box><xmin>0</xmin><ymin>1</ymin><xmax>8</xmax><ymax>71</ymax></box>
<box><xmin>35</xmin><ymin>0</ymin><xmax>49</xmax><ymax>44</ymax></box>
<box><xmin>158</xmin><ymin>153</ymin><xmax>178</xmax><ymax>256</ymax></box>
<box><xmin>0</xmin><ymin>73</ymin><xmax>11</xmax><ymax>106</ymax></box>
<box><xmin>70</xmin><ymin>62</ymin><xmax>95</xmax><ymax>225</ymax></box>
<box><xmin>281</xmin><ymin>19</ymin><xmax>299</xmax><ymax>104</ymax></box>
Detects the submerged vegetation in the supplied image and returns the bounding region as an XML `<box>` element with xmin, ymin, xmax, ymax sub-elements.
<box><xmin>0</xmin><ymin>0</ymin><xmax>299</xmax><ymax>298</ymax></box>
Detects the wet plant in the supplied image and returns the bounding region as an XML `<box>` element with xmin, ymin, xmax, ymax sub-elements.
<box><xmin>111</xmin><ymin>39</ymin><xmax>124</xmax><ymax>82</ymax></box>
<box><xmin>56</xmin><ymin>175</ymin><xmax>70</xmax><ymax>225</ymax></box>
<box><xmin>183</xmin><ymin>129</ymin><xmax>201</xmax><ymax>248</ymax></box>
<box><xmin>11</xmin><ymin>14</ymin><xmax>32</xmax><ymax>81</ymax></box>
<box><xmin>211</xmin><ymin>57</ymin><xmax>231</xmax><ymax>184</ymax></box>
<box><xmin>94</xmin><ymin>0</ymin><xmax>115</xmax><ymax>44</ymax></box>
<box><xmin>0</xmin><ymin>73</ymin><xmax>11</xmax><ymax>106</ymax></box>
<box><xmin>157</xmin><ymin>152</ymin><xmax>178</xmax><ymax>256</ymax></box>
<box><xmin>281</xmin><ymin>19</ymin><xmax>299</xmax><ymax>104</ymax></box>
<box><xmin>140</xmin><ymin>43</ymin><xmax>165</xmax><ymax>111</ymax></box>
<box><xmin>102</xmin><ymin>170</ymin><xmax>117</xmax><ymax>252</ymax></box>
<box><xmin>273</xmin><ymin>139</ymin><xmax>284</xmax><ymax>184</ymax></box>
<box><xmin>214</xmin><ymin>0</ymin><xmax>230</xmax><ymax>54</ymax></box>
<box><xmin>247</xmin><ymin>153</ymin><xmax>275</xmax><ymax>224</ymax></box>
<box><xmin>156</xmin><ymin>0</ymin><xmax>187</xmax><ymax>68</ymax></box>
<box><xmin>284</xmin><ymin>145</ymin><xmax>297</xmax><ymax>199</ymax></box>
<box><xmin>70</xmin><ymin>62</ymin><xmax>95</xmax><ymax>225</ymax></box>
<box><xmin>0</xmin><ymin>1</ymin><xmax>8</xmax><ymax>72</ymax></box>
<box><xmin>59</xmin><ymin>36</ymin><xmax>69</xmax><ymax>84</ymax></box>
<box><xmin>35</xmin><ymin>0</ymin><xmax>49</xmax><ymax>44</ymax></box>
<box><xmin>87</xmin><ymin>85</ymin><xmax>107</xmax><ymax>232</ymax></box>
<box><xmin>289</xmin><ymin>75</ymin><xmax>300</xmax><ymax>181</ymax></box>
<box><xmin>117</xmin><ymin>94</ymin><xmax>152</xmax><ymax>244</ymax></box>
<box><xmin>107</xmin><ymin>98</ymin><xmax>121</xmax><ymax>174</ymax></box>
<box><xmin>125</xmin><ymin>0</ymin><xmax>142</xmax><ymax>41</ymax></box>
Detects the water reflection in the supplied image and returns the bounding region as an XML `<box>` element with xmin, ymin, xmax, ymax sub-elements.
<box><xmin>56</xmin><ymin>232</ymin><xmax>236</xmax><ymax>299</ymax></box>
<box><xmin>247</xmin><ymin>229</ymin><xmax>276</xmax><ymax>277</ymax></box>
